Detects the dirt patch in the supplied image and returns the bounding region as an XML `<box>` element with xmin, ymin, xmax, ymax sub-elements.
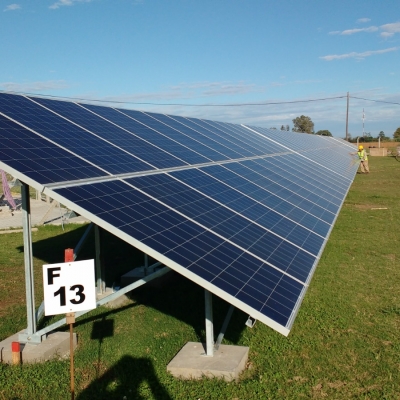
<box><xmin>383</xmin><ymin>254</ymin><xmax>396</xmax><ymax>261</ymax></box>
<box><xmin>352</xmin><ymin>204</ymin><xmax>388</xmax><ymax>211</ymax></box>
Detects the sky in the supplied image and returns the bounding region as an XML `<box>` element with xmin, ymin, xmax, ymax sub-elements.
<box><xmin>1</xmin><ymin>0</ymin><xmax>400</xmax><ymax>139</ymax></box>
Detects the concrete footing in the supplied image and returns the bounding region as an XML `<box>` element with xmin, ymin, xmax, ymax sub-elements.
<box><xmin>0</xmin><ymin>331</ymin><xmax>77</xmax><ymax>364</ymax></box>
<box><xmin>97</xmin><ymin>287</ymin><xmax>131</xmax><ymax>309</ymax></box>
<box><xmin>167</xmin><ymin>341</ymin><xmax>249</xmax><ymax>381</ymax></box>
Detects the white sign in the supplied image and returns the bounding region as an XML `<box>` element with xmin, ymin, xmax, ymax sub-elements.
<box><xmin>42</xmin><ymin>259</ymin><xmax>96</xmax><ymax>316</ymax></box>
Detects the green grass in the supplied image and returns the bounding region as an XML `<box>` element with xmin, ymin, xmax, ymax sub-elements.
<box><xmin>1</xmin><ymin>157</ymin><xmax>400</xmax><ymax>399</ymax></box>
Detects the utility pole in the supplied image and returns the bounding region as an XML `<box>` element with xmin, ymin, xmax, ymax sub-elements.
<box><xmin>362</xmin><ymin>108</ymin><xmax>365</xmax><ymax>138</ymax></box>
<box><xmin>345</xmin><ymin>92</ymin><xmax>349</xmax><ymax>141</ymax></box>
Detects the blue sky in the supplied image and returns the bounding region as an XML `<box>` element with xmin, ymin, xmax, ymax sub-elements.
<box><xmin>1</xmin><ymin>0</ymin><xmax>399</xmax><ymax>139</ymax></box>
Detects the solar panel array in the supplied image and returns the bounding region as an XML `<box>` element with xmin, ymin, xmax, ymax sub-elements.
<box><xmin>0</xmin><ymin>92</ymin><xmax>358</xmax><ymax>336</ymax></box>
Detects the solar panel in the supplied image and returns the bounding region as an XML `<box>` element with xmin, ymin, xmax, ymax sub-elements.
<box><xmin>0</xmin><ymin>92</ymin><xmax>358</xmax><ymax>335</ymax></box>
<box><xmin>31</xmin><ymin>97</ymin><xmax>187</xmax><ymax>170</ymax></box>
<box><xmin>0</xmin><ymin>113</ymin><xmax>106</xmax><ymax>184</ymax></box>
<box><xmin>0</xmin><ymin>93</ymin><xmax>155</xmax><ymax>175</ymax></box>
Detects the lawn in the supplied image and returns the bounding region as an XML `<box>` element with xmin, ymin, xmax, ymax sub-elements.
<box><xmin>0</xmin><ymin>156</ymin><xmax>399</xmax><ymax>399</ymax></box>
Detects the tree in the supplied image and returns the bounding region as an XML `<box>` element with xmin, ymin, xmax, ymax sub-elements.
<box><xmin>315</xmin><ymin>130</ymin><xmax>332</xmax><ymax>137</ymax></box>
<box><xmin>364</xmin><ymin>132</ymin><xmax>373</xmax><ymax>142</ymax></box>
<box><xmin>378</xmin><ymin>131</ymin><xmax>385</xmax><ymax>139</ymax></box>
<box><xmin>393</xmin><ymin>127</ymin><xmax>400</xmax><ymax>141</ymax></box>
<box><xmin>280</xmin><ymin>125</ymin><xmax>286</xmax><ymax>131</ymax></box>
<box><xmin>292</xmin><ymin>115</ymin><xmax>314</xmax><ymax>134</ymax></box>
<box><xmin>286</xmin><ymin>125</ymin><xmax>290</xmax><ymax>131</ymax></box>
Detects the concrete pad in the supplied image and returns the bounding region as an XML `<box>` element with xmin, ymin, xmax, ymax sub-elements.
<box><xmin>0</xmin><ymin>228</ymin><xmax>38</xmax><ymax>235</ymax></box>
<box><xmin>167</xmin><ymin>341</ymin><xmax>249</xmax><ymax>381</ymax></box>
<box><xmin>0</xmin><ymin>331</ymin><xmax>77</xmax><ymax>364</ymax></box>
<box><xmin>0</xmin><ymin>196</ymin><xmax>89</xmax><ymax>230</ymax></box>
<box><xmin>97</xmin><ymin>287</ymin><xmax>131</xmax><ymax>309</ymax></box>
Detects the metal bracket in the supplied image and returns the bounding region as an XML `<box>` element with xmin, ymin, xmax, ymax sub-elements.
<box><xmin>214</xmin><ymin>304</ymin><xmax>235</xmax><ymax>350</ymax></box>
<box><xmin>245</xmin><ymin>316</ymin><xmax>256</xmax><ymax>328</ymax></box>
<box><xmin>18</xmin><ymin>331</ymin><xmax>45</xmax><ymax>344</ymax></box>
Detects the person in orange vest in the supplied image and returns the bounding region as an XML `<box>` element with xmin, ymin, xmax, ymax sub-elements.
<box><xmin>356</xmin><ymin>145</ymin><xmax>369</xmax><ymax>173</ymax></box>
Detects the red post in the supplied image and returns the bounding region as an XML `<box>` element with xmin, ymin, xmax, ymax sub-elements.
<box><xmin>11</xmin><ymin>341</ymin><xmax>21</xmax><ymax>365</ymax></box>
<box><xmin>65</xmin><ymin>248</ymin><xmax>74</xmax><ymax>263</ymax></box>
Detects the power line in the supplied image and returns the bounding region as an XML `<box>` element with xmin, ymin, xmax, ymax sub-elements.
<box><xmin>350</xmin><ymin>96</ymin><xmax>400</xmax><ymax>106</ymax></box>
<box><xmin>130</xmin><ymin>95</ymin><xmax>347</xmax><ymax>107</ymax></box>
<box><xmin>0</xmin><ymin>89</ymin><xmax>346</xmax><ymax>107</ymax></box>
<box><xmin>2</xmin><ymin>89</ymin><xmax>398</xmax><ymax>108</ymax></box>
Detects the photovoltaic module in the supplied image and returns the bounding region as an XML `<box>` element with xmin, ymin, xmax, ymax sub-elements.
<box><xmin>0</xmin><ymin>92</ymin><xmax>357</xmax><ymax>335</ymax></box>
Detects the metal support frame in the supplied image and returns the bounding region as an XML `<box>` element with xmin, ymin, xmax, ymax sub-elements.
<box><xmin>73</xmin><ymin>222</ymin><xmax>93</xmax><ymax>261</ymax></box>
<box><xmin>144</xmin><ymin>253</ymin><xmax>149</xmax><ymax>276</ymax></box>
<box><xmin>204</xmin><ymin>289</ymin><xmax>214</xmax><ymax>356</ymax></box>
<box><xmin>23</xmin><ymin>266</ymin><xmax>171</xmax><ymax>343</ymax></box>
<box><xmin>19</xmin><ymin>183</ymin><xmax>37</xmax><ymax>343</ymax></box>
<box><xmin>214</xmin><ymin>305</ymin><xmax>235</xmax><ymax>350</ymax></box>
<box><xmin>94</xmin><ymin>225</ymin><xmax>105</xmax><ymax>294</ymax></box>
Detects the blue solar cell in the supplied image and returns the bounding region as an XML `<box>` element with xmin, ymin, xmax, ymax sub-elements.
<box><xmin>0</xmin><ymin>94</ymin><xmax>152</xmax><ymax>175</ymax></box>
<box><xmin>201</xmin><ymin>118</ymin><xmax>288</xmax><ymax>157</ymax></box>
<box><xmin>252</xmin><ymin>157</ymin><xmax>345</xmax><ymax>207</ymax></box>
<box><xmin>170</xmin><ymin>167</ymin><xmax>325</xmax><ymax>253</ymax></box>
<box><xmin>151</xmin><ymin>113</ymin><xmax>242</xmax><ymax>160</ymax></box>
<box><xmin>194</xmin><ymin>164</ymin><xmax>331</xmax><ymax>236</ymax></box>
<box><xmin>80</xmin><ymin>104</ymin><xmax>211</xmax><ymax>165</ymax></box>
<box><xmin>130</xmin><ymin>111</ymin><xmax>230</xmax><ymax>162</ymax></box>
<box><xmin>32</xmin><ymin>97</ymin><xmax>185</xmax><ymax>170</ymax></box>
<box><xmin>248</xmin><ymin>125</ymin><xmax>356</xmax><ymax>182</ymax></box>
<box><xmin>167</xmin><ymin>115</ymin><xmax>254</xmax><ymax>158</ymax></box>
<box><xmin>0</xmin><ymin>113</ymin><xmax>106</xmax><ymax>184</ymax></box>
<box><xmin>124</xmin><ymin>174</ymin><xmax>317</xmax><ymax>281</ymax></box>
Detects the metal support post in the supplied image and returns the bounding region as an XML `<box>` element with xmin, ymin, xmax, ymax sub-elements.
<box><xmin>144</xmin><ymin>253</ymin><xmax>149</xmax><ymax>276</ymax></box>
<box><xmin>94</xmin><ymin>225</ymin><xmax>104</xmax><ymax>295</ymax></box>
<box><xmin>19</xmin><ymin>183</ymin><xmax>37</xmax><ymax>342</ymax></box>
<box><xmin>73</xmin><ymin>222</ymin><xmax>93</xmax><ymax>260</ymax></box>
<box><xmin>27</xmin><ymin>266</ymin><xmax>171</xmax><ymax>342</ymax></box>
<box><xmin>215</xmin><ymin>305</ymin><xmax>235</xmax><ymax>350</ymax></box>
<box><xmin>204</xmin><ymin>289</ymin><xmax>214</xmax><ymax>357</ymax></box>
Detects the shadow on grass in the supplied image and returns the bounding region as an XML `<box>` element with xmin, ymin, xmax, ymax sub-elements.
<box><xmin>37</xmin><ymin>302</ymin><xmax>136</xmax><ymax>332</ymax></box>
<box><xmin>128</xmin><ymin>272</ymin><xmax>248</xmax><ymax>345</ymax></box>
<box><xmin>76</xmin><ymin>355</ymin><xmax>172</xmax><ymax>400</ymax></box>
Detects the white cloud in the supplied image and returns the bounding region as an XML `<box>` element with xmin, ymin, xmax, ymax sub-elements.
<box><xmin>0</xmin><ymin>80</ymin><xmax>69</xmax><ymax>92</ymax></box>
<box><xmin>381</xmin><ymin>31</ymin><xmax>394</xmax><ymax>38</ymax></box>
<box><xmin>3</xmin><ymin>4</ymin><xmax>21</xmax><ymax>12</ymax></box>
<box><xmin>357</xmin><ymin>18</ymin><xmax>371</xmax><ymax>23</ymax></box>
<box><xmin>335</xmin><ymin>26</ymin><xmax>379</xmax><ymax>35</ymax></box>
<box><xmin>49</xmin><ymin>0</ymin><xmax>94</xmax><ymax>10</ymax></box>
<box><xmin>320</xmin><ymin>47</ymin><xmax>399</xmax><ymax>61</ymax></box>
<box><xmin>380</xmin><ymin>22</ymin><xmax>400</xmax><ymax>38</ymax></box>
<box><xmin>269</xmin><ymin>79</ymin><xmax>322</xmax><ymax>88</ymax></box>
<box><xmin>331</xmin><ymin>21</ymin><xmax>400</xmax><ymax>38</ymax></box>
<box><xmin>167</xmin><ymin>81</ymin><xmax>263</xmax><ymax>98</ymax></box>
